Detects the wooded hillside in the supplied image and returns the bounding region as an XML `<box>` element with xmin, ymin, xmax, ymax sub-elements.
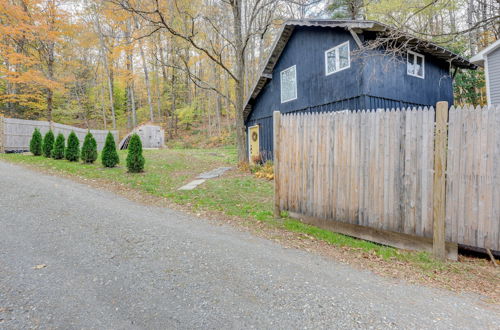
<box><xmin>0</xmin><ymin>0</ymin><xmax>498</xmax><ymax>161</ymax></box>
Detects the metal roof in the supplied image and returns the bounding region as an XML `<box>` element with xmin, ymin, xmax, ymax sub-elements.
<box><xmin>244</xmin><ymin>19</ymin><xmax>476</xmax><ymax>121</ymax></box>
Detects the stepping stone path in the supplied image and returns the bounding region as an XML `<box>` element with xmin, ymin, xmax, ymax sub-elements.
<box><xmin>196</xmin><ymin>167</ymin><xmax>232</xmax><ymax>179</ymax></box>
<box><xmin>178</xmin><ymin>167</ymin><xmax>232</xmax><ymax>191</ymax></box>
<box><xmin>178</xmin><ymin>179</ymin><xmax>206</xmax><ymax>191</ymax></box>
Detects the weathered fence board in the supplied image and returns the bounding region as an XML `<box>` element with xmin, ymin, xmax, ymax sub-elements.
<box><xmin>276</xmin><ymin>105</ymin><xmax>500</xmax><ymax>253</ymax></box>
<box><xmin>445</xmin><ymin>106</ymin><xmax>500</xmax><ymax>251</ymax></box>
<box><xmin>278</xmin><ymin>108</ymin><xmax>436</xmax><ymax>239</ymax></box>
<box><xmin>0</xmin><ymin>117</ymin><xmax>118</xmax><ymax>152</ymax></box>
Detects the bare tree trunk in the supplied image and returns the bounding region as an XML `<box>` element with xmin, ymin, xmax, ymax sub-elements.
<box><xmin>467</xmin><ymin>0</ymin><xmax>477</xmax><ymax>54</ymax></box>
<box><xmin>105</xmin><ymin>57</ymin><xmax>116</xmax><ymax>129</ymax></box>
<box><xmin>45</xmin><ymin>33</ymin><xmax>56</xmax><ymax>122</ymax></box>
<box><xmin>225</xmin><ymin>71</ymin><xmax>232</xmax><ymax>131</ymax></box>
<box><xmin>100</xmin><ymin>82</ymin><xmax>107</xmax><ymax>130</ymax></box>
<box><xmin>95</xmin><ymin>20</ymin><xmax>116</xmax><ymax>128</ymax></box>
<box><xmin>46</xmin><ymin>55</ymin><xmax>54</xmax><ymax>123</ymax></box>
<box><xmin>232</xmin><ymin>0</ymin><xmax>248</xmax><ymax>162</ymax></box>
<box><xmin>4</xmin><ymin>57</ymin><xmax>12</xmax><ymax>116</ymax></box>
<box><xmin>154</xmin><ymin>43</ymin><xmax>162</xmax><ymax>121</ymax></box>
<box><xmin>169</xmin><ymin>67</ymin><xmax>176</xmax><ymax>139</ymax></box>
<box><xmin>125</xmin><ymin>19</ymin><xmax>137</xmax><ymax>127</ymax></box>
<box><xmin>135</xmin><ymin>18</ymin><xmax>155</xmax><ymax>122</ymax></box>
<box><xmin>158</xmin><ymin>33</ymin><xmax>171</xmax><ymax>128</ymax></box>
<box><xmin>449</xmin><ymin>9</ymin><xmax>456</xmax><ymax>33</ymax></box>
<box><xmin>212</xmin><ymin>63</ymin><xmax>222</xmax><ymax>136</ymax></box>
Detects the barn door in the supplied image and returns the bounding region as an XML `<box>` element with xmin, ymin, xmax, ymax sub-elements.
<box><xmin>249</xmin><ymin>125</ymin><xmax>260</xmax><ymax>164</ymax></box>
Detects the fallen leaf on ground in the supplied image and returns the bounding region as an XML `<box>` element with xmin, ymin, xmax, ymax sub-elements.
<box><xmin>33</xmin><ymin>264</ymin><xmax>47</xmax><ymax>270</ymax></box>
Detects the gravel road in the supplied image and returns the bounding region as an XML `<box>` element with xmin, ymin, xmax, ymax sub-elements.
<box><xmin>0</xmin><ymin>160</ymin><xmax>498</xmax><ymax>329</ymax></box>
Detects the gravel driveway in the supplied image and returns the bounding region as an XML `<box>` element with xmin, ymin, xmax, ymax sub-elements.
<box><xmin>0</xmin><ymin>160</ymin><xmax>498</xmax><ymax>329</ymax></box>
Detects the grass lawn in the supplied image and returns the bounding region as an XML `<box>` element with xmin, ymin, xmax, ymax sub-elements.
<box><xmin>1</xmin><ymin>147</ymin><xmax>498</xmax><ymax>301</ymax></box>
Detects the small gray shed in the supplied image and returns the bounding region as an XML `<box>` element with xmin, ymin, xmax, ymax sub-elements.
<box><xmin>119</xmin><ymin>124</ymin><xmax>165</xmax><ymax>150</ymax></box>
<box><xmin>471</xmin><ymin>39</ymin><xmax>500</xmax><ymax>106</ymax></box>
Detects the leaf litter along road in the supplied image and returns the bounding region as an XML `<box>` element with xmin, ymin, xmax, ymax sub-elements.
<box><xmin>0</xmin><ymin>160</ymin><xmax>499</xmax><ymax>329</ymax></box>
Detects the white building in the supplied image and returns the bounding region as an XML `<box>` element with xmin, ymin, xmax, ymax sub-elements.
<box><xmin>471</xmin><ymin>39</ymin><xmax>500</xmax><ymax>106</ymax></box>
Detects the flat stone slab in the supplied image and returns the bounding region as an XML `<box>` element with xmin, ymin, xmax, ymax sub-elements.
<box><xmin>178</xmin><ymin>179</ymin><xmax>206</xmax><ymax>191</ymax></box>
<box><xmin>196</xmin><ymin>167</ymin><xmax>232</xmax><ymax>179</ymax></box>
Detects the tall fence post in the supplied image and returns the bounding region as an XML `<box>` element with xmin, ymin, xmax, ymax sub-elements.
<box><xmin>433</xmin><ymin>101</ymin><xmax>449</xmax><ymax>260</ymax></box>
<box><xmin>0</xmin><ymin>114</ymin><xmax>4</xmax><ymax>153</ymax></box>
<box><xmin>273</xmin><ymin>110</ymin><xmax>281</xmax><ymax>219</ymax></box>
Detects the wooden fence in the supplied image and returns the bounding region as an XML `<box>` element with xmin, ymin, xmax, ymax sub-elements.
<box><xmin>0</xmin><ymin>117</ymin><xmax>118</xmax><ymax>152</ymax></box>
<box><xmin>445</xmin><ymin>106</ymin><xmax>500</xmax><ymax>252</ymax></box>
<box><xmin>274</xmin><ymin>103</ymin><xmax>500</xmax><ymax>258</ymax></box>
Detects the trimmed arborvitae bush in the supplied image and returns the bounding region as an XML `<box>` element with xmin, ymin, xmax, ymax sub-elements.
<box><xmin>126</xmin><ymin>133</ymin><xmax>145</xmax><ymax>173</ymax></box>
<box><xmin>102</xmin><ymin>132</ymin><xmax>119</xmax><ymax>168</ymax></box>
<box><xmin>29</xmin><ymin>128</ymin><xmax>42</xmax><ymax>156</ymax></box>
<box><xmin>81</xmin><ymin>132</ymin><xmax>98</xmax><ymax>164</ymax></box>
<box><xmin>42</xmin><ymin>130</ymin><xmax>55</xmax><ymax>158</ymax></box>
<box><xmin>52</xmin><ymin>133</ymin><xmax>65</xmax><ymax>159</ymax></box>
<box><xmin>65</xmin><ymin>131</ymin><xmax>80</xmax><ymax>162</ymax></box>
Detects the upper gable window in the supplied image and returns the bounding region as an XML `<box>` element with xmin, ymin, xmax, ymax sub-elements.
<box><xmin>281</xmin><ymin>65</ymin><xmax>297</xmax><ymax>103</ymax></box>
<box><xmin>407</xmin><ymin>51</ymin><xmax>425</xmax><ymax>78</ymax></box>
<box><xmin>325</xmin><ymin>41</ymin><xmax>350</xmax><ymax>75</ymax></box>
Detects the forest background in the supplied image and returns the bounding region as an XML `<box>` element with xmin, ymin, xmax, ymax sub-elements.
<box><xmin>0</xmin><ymin>0</ymin><xmax>498</xmax><ymax>161</ymax></box>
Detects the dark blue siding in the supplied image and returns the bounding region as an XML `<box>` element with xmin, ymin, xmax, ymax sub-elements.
<box><xmin>246</xmin><ymin>26</ymin><xmax>454</xmax><ymax>160</ymax></box>
<box><xmin>249</xmin><ymin>27</ymin><xmax>364</xmax><ymax>122</ymax></box>
<box><xmin>361</xmin><ymin>50</ymin><xmax>453</xmax><ymax>105</ymax></box>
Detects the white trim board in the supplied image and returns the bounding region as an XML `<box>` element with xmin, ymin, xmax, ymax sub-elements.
<box><xmin>280</xmin><ymin>65</ymin><xmax>297</xmax><ymax>103</ymax></box>
<box><xmin>325</xmin><ymin>41</ymin><xmax>351</xmax><ymax>76</ymax></box>
<box><xmin>407</xmin><ymin>50</ymin><xmax>425</xmax><ymax>79</ymax></box>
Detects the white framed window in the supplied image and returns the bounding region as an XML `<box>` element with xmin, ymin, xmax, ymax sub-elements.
<box><xmin>280</xmin><ymin>65</ymin><xmax>297</xmax><ymax>103</ymax></box>
<box><xmin>407</xmin><ymin>51</ymin><xmax>425</xmax><ymax>79</ymax></box>
<box><xmin>325</xmin><ymin>41</ymin><xmax>350</xmax><ymax>76</ymax></box>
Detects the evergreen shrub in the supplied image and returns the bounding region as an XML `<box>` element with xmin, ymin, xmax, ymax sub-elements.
<box><xmin>65</xmin><ymin>131</ymin><xmax>80</xmax><ymax>162</ymax></box>
<box><xmin>81</xmin><ymin>132</ymin><xmax>98</xmax><ymax>164</ymax></box>
<box><xmin>42</xmin><ymin>130</ymin><xmax>55</xmax><ymax>158</ymax></box>
<box><xmin>29</xmin><ymin>128</ymin><xmax>42</xmax><ymax>156</ymax></box>
<box><xmin>52</xmin><ymin>133</ymin><xmax>65</xmax><ymax>159</ymax></box>
<box><xmin>126</xmin><ymin>133</ymin><xmax>145</xmax><ymax>173</ymax></box>
<box><xmin>102</xmin><ymin>132</ymin><xmax>119</xmax><ymax>168</ymax></box>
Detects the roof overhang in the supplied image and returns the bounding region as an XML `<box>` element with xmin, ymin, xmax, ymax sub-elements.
<box><xmin>244</xmin><ymin>19</ymin><xmax>477</xmax><ymax>122</ymax></box>
<box><xmin>470</xmin><ymin>39</ymin><xmax>500</xmax><ymax>66</ymax></box>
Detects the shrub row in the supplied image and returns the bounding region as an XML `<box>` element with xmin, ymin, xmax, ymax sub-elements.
<box><xmin>29</xmin><ymin>129</ymin><xmax>145</xmax><ymax>173</ymax></box>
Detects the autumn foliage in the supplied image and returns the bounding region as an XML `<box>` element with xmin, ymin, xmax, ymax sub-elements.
<box><xmin>0</xmin><ymin>0</ymin><xmax>68</xmax><ymax>119</ymax></box>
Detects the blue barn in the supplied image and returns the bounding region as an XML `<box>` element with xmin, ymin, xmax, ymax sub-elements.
<box><xmin>244</xmin><ymin>20</ymin><xmax>476</xmax><ymax>162</ymax></box>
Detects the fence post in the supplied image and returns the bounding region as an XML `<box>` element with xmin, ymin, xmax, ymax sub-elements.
<box><xmin>433</xmin><ymin>101</ymin><xmax>449</xmax><ymax>260</ymax></box>
<box><xmin>273</xmin><ymin>110</ymin><xmax>281</xmax><ymax>219</ymax></box>
<box><xmin>0</xmin><ymin>114</ymin><xmax>4</xmax><ymax>153</ymax></box>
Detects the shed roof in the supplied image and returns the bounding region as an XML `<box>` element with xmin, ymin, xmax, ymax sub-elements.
<box><xmin>470</xmin><ymin>39</ymin><xmax>500</xmax><ymax>66</ymax></box>
<box><xmin>244</xmin><ymin>19</ymin><xmax>476</xmax><ymax>121</ymax></box>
